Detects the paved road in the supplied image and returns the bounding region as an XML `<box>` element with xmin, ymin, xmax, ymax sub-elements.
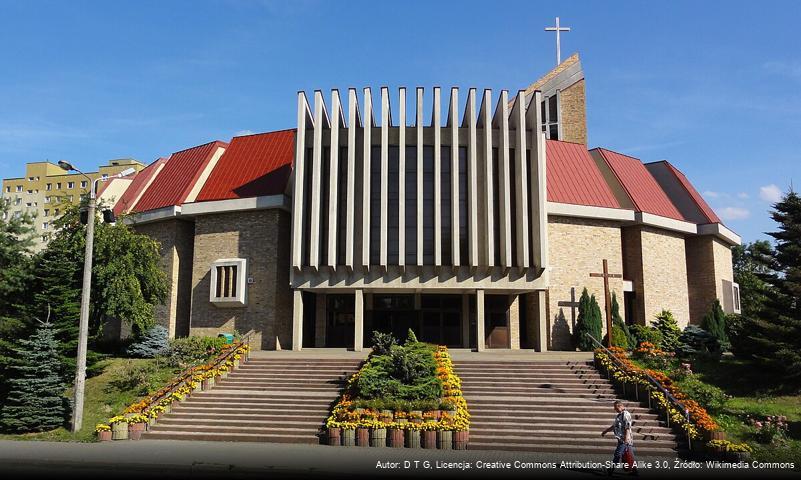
<box><xmin>0</xmin><ymin>440</ymin><xmax>796</xmax><ymax>479</ymax></box>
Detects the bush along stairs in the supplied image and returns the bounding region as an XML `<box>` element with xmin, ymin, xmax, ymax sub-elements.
<box><xmin>454</xmin><ymin>359</ymin><xmax>684</xmax><ymax>456</ymax></box>
<box><xmin>142</xmin><ymin>357</ymin><xmax>363</xmax><ymax>443</ymax></box>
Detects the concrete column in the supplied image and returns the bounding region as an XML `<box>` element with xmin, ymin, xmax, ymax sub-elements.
<box><xmin>309</xmin><ymin>90</ymin><xmax>327</xmax><ymax>269</ymax></box>
<box><xmin>345</xmin><ymin>88</ymin><xmax>359</xmax><ymax>269</ymax></box>
<box><xmin>535</xmin><ymin>290</ymin><xmax>549</xmax><ymax>352</ymax></box>
<box><xmin>361</xmin><ymin>88</ymin><xmax>373</xmax><ymax>268</ymax></box>
<box><xmin>292</xmin><ymin>290</ymin><xmax>303</xmax><ymax>351</ymax></box>
<box><xmin>416</xmin><ymin>88</ymin><xmax>424</xmax><ymax>267</ymax></box>
<box><xmin>465</xmin><ymin>88</ymin><xmax>478</xmax><ymax>268</ymax></box>
<box><xmin>479</xmin><ymin>90</ymin><xmax>494</xmax><ymax>268</ymax></box>
<box><xmin>327</xmin><ymin>90</ymin><xmax>342</xmax><ymax>268</ymax></box>
<box><xmin>509</xmin><ymin>294</ymin><xmax>520</xmax><ymax>350</ymax></box>
<box><xmin>494</xmin><ymin>90</ymin><xmax>512</xmax><ymax>269</ymax></box>
<box><xmin>315</xmin><ymin>293</ymin><xmax>326</xmax><ymax>347</ymax></box>
<box><xmin>291</xmin><ymin>92</ymin><xmax>312</xmax><ymax>269</ymax></box>
<box><xmin>476</xmin><ymin>290</ymin><xmax>485</xmax><ymax>352</ymax></box>
<box><xmin>379</xmin><ymin>87</ymin><xmax>390</xmax><ymax>268</ymax></box>
<box><xmin>461</xmin><ymin>294</ymin><xmax>470</xmax><ymax>348</ymax></box>
<box><xmin>398</xmin><ymin>87</ymin><xmax>406</xmax><ymax>267</ymax></box>
<box><xmin>433</xmin><ymin>87</ymin><xmax>442</xmax><ymax>267</ymax></box>
<box><xmin>354</xmin><ymin>289</ymin><xmax>364</xmax><ymax>352</ymax></box>
<box><xmin>449</xmin><ymin>87</ymin><xmax>460</xmax><ymax>266</ymax></box>
<box><xmin>511</xmin><ymin>91</ymin><xmax>529</xmax><ymax>269</ymax></box>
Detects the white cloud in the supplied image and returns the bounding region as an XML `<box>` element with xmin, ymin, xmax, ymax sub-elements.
<box><xmin>235</xmin><ymin>129</ymin><xmax>255</xmax><ymax>137</ymax></box>
<box><xmin>759</xmin><ymin>184</ymin><xmax>782</xmax><ymax>203</ymax></box>
<box><xmin>703</xmin><ymin>191</ymin><xmax>720</xmax><ymax>199</ymax></box>
<box><xmin>717</xmin><ymin>207</ymin><xmax>750</xmax><ymax>221</ymax></box>
<box><xmin>737</xmin><ymin>192</ymin><xmax>750</xmax><ymax>199</ymax></box>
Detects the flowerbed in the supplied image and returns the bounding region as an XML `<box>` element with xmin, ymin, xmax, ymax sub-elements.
<box><xmin>326</xmin><ymin>343</ymin><xmax>469</xmax><ymax>449</ymax></box>
<box><xmin>594</xmin><ymin>346</ymin><xmax>721</xmax><ymax>447</ymax></box>
<box><xmin>95</xmin><ymin>342</ymin><xmax>249</xmax><ymax>441</ymax></box>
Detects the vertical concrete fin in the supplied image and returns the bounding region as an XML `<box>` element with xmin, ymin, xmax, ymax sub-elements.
<box><xmin>433</xmin><ymin>87</ymin><xmax>442</xmax><ymax>267</ymax></box>
<box><xmin>379</xmin><ymin>87</ymin><xmax>390</xmax><ymax>268</ymax></box>
<box><xmin>345</xmin><ymin>88</ymin><xmax>360</xmax><ymax>270</ymax></box>
<box><xmin>493</xmin><ymin>90</ymin><xmax>512</xmax><ymax>269</ymax></box>
<box><xmin>327</xmin><ymin>89</ymin><xmax>343</xmax><ymax>268</ymax></box>
<box><xmin>511</xmin><ymin>90</ymin><xmax>530</xmax><ymax>269</ymax></box>
<box><xmin>361</xmin><ymin>87</ymin><xmax>373</xmax><ymax>268</ymax></box>
<box><xmin>291</xmin><ymin>91</ymin><xmax>313</xmax><ymax>269</ymax></box>
<box><xmin>527</xmin><ymin>90</ymin><xmax>548</xmax><ymax>270</ymax></box>
<box><xmin>479</xmin><ymin>89</ymin><xmax>494</xmax><ymax>268</ymax></box>
<box><xmin>416</xmin><ymin>87</ymin><xmax>425</xmax><ymax>267</ymax></box>
<box><xmin>309</xmin><ymin>90</ymin><xmax>328</xmax><ymax>270</ymax></box>
<box><xmin>465</xmin><ymin>88</ymin><xmax>479</xmax><ymax>269</ymax></box>
<box><xmin>449</xmin><ymin>87</ymin><xmax>460</xmax><ymax>266</ymax></box>
<box><xmin>398</xmin><ymin>87</ymin><xmax>406</xmax><ymax>267</ymax></box>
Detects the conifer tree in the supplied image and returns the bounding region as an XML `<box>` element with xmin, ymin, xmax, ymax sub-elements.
<box><xmin>575</xmin><ymin>288</ymin><xmax>603</xmax><ymax>350</ymax></box>
<box><xmin>611</xmin><ymin>292</ymin><xmax>634</xmax><ymax>349</ymax></box>
<box><xmin>0</xmin><ymin>318</ymin><xmax>68</xmax><ymax>432</ymax></box>
<box><xmin>653</xmin><ymin>310</ymin><xmax>682</xmax><ymax>352</ymax></box>
<box><xmin>750</xmin><ymin>190</ymin><xmax>801</xmax><ymax>380</ymax></box>
<box><xmin>702</xmin><ymin>299</ymin><xmax>729</xmax><ymax>349</ymax></box>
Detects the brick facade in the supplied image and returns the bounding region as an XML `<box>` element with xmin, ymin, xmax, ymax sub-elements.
<box><xmin>623</xmin><ymin>226</ymin><xmax>691</xmax><ymax>328</ymax></box>
<box><xmin>686</xmin><ymin>236</ymin><xmax>734</xmax><ymax>323</ymax></box>
<box><xmin>559</xmin><ymin>79</ymin><xmax>587</xmax><ymax>146</ymax></box>
<box><xmin>189</xmin><ymin>209</ymin><xmax>292</xmax><ymax>350</ymax></box>
<box><xmin>546</xmin><ymin>216</ymin><xmax>625</xmax><ymax>350</ymax></box>
<box><xmin>133</xmin><ymin>219</ymin><xmax>195</xmax><ymax>338</ymax></box>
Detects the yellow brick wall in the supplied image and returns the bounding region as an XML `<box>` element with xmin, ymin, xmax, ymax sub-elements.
<box><xmin>559</xmin><ymin>79</ymin><xmax>587</xmax><ymax>145</ymax></box>
<box><xmin>547</xmin><ymin>216</ymin><xmax>625</xmax><ymax>350</ymax></box>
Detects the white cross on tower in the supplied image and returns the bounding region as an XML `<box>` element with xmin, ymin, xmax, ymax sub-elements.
<box><xmin>545</xmin><ymin>16</ymin><xmax>571</xmax><ymax>65</ymax></box>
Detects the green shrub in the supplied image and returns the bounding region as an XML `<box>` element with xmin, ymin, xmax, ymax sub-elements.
<box><xmin>126</xmin><ymin>324</ymin><xmax>169</xmax><ymax>358</ymax></box>
<box><xmin>354</xmin><ymin>342</ymin><xmax>441</xmax><ymax>401</ymax></box>
<box><xmin>370</xmin><ymin>331</ymin><xmax>397</xmax><ymax>356</ymax></box>
<box><xmin>610</xmin><ymin>293</ymin><xmax>634</xmax><ymax>349</ymax></box>
<box><xmin>168</xmin><ymin>336</ymin><xmax>227</xmax><ymax>365</ymax></box>
<box><xmin>653</xmin><ymin>310</ymin><xmax>682</xmax><ymax>352</ymax></box>
<box><xmin>629</xmin><ymin>324</ymin><xmax>663</xmax><ymax>347</ymax></box>
<box><xmin>676</xmin><ymin>325</ymin><xmax>721</xmax><ymax>360</ymax></box>
<box><xmin>107</xmin><ymin>360</ymin><xmax>159</xmax><ymax>396</ymax></box>
<box><xmin>702</xmin><ymin>299</ymin><xmax>730</xmax><ymax>351</ymax></box>
<box><xmin>677</xmin><ymin>375</ymin><xmax>729</xmax><ymax>412</ymax></box>
<box><xmin>405</xmin><ymin>328</ymin><xmax>418</xmax><ymax>345</ymax></box>
<box><xmin>725</xmin><ymin>314</ymin><xmax>759</xmax><ymax>359</ymax></box>
<box><xmin>612</xmin><ymin>321</ymin><xmax>632</xmax><ymax>350</ymax></box>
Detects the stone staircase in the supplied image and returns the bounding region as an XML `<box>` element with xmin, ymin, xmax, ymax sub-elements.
<box><xmin>142</xmin><ymin>357</ymin><xmax>362</xmax><ymax>443</ymax></box>
<box><xmin>454</xmin><ymin>360</ymin><xmax>684</xmax><ymax>456</ymax></box>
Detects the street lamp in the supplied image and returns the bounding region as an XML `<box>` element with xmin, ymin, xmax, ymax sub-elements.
<box><xmin>57</xmin><ymin>161</ymin><xmax>136</xmax><ymax>433</ymax></box>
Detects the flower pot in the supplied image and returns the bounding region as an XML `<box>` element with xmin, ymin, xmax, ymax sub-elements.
<box><xmin>233</xmin><ymin>359</ymin><xmax>240</xmax><ymax>369</ymax></box>
<box><xmin>342</xmin><ymin>429</ymin><xmax>356</xmax><ymax>446</ymax></box>
<box><xmin>128</xmin><ymin>422</ymin><xmax>146</xmax><ymax>441</ymax></box>
<box><xmin>97</xmin><ymin>430</ymin><xmax>112</xmax><ymax>442</ymax></box>
<box><xmin>396</xmin><ymin>418</ymin><xmax>408</xmax><ymax>425</ymax></box>
<box><xmin>202</xmin><ymin>378</ymin><xmax>214</xmax><ymax>390</ymax></box>
<box><xmin>328</xmin><ymin>427</ymin><xmax>341</xmax><ymax>446</ymax></box>
<box><xmin>422</xmin><ymin>430</ymin><xmax>437</xmax><ymax>449</ymax></box>
<box><xmin>405</xmin><ymin>430</ymin><xmax>421</xmax><ymax>448</ymax></box>
<box><xmin>437</xmin><ymin>430</ymin><xmax>453</xmax><ymax>450</ymax></box>
<box><xmin>379</xmin><ymin>415</ymin><xmax>393</xmax><ymax>425</ymax></box>
<box><xmin>370</xmin><ymin>428</ymin><xmax>387</xmax><ymax>447</ymax></box>
<box><xmin>147</xmin><ymin>418</ymin><xmax>157</xmax><ymax>429</ymax></box>
<box><xmin>111</xmin><ymin>422</ymin><xmax>128</xmax><ymax>440</ymax></box>
<box><xmin>444</xmin><ymin>409</ymin><xmax>457</xmax><ymax>419</ymax></box>
<box><xmin>389</xmin><ymin>428</ymin><xmax>405</xmax><ymax>448</ymax></box>
<box><xmin>356</xmin><ymin>427</ymin><xmax>370</xmax><ymax>447</ymax></box>
<box><xmin>380</xmin><ymin>409</ymin><xmax>393</xmax><ymax>418</ymax></box>
<box><xmin>453</xmin><ymin>431</ymin><xmax>469</xmax><ymax>450</ymax></box>
<box><xmin>704</xmin><ymin>430</ymin><xmax>726</xmax><ymax>442</ymax></box>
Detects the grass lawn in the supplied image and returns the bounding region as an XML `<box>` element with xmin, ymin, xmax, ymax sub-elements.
<box><xmin>0</xmin><ymin>357</ymin><xmax>179</xmax><ymax>442</ymax></box>
<box><xmin>636</xmin><ymin>354</ymin><xmax>800</xmax><ymax>465</ymax></box>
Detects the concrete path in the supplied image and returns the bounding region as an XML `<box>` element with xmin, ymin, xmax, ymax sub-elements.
<box><xmin>1</xmin><ymin>440</ymin><xmax>796</xmax><ymax>479</ymax></box>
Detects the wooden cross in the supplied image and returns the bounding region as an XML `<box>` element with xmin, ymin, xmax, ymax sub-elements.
<box><xmin>590</xmin><ymin>259</ymin><xmax>622</xmax><ymax>347</ymax></box>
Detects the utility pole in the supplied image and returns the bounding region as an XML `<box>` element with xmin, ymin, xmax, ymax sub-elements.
<box><xmin>58</xmin><ymin>161</ymin><xmax>135</xmax><ymax>433</ymax></box>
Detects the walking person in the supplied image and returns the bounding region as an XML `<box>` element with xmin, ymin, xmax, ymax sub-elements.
<box><xmin>601</xmin><ymin>400</ymin><xmax>638</xmax><ymax>476</ymax></box>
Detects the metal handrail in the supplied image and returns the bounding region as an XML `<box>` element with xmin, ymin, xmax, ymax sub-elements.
<box><xmin>585</xmin><ymin>332</ymin><xmax>692</xmax><ymax>450</ymax></box>
<box><xmin>141</xmin><ymin>330</ymin><xmax>256</xmax><ymax>414</ymax></box>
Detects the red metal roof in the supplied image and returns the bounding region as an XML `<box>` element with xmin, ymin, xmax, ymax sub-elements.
<box><xmin>658</xmin><ymin>161</ymin><xmax>721</xmax><ymax>224</ymax></box>
<box><xmin>133</xmin><ymin>141</ymin><xmax>226</xmax><ymax>213</ymax></box>
<box><xmin>112</xmin><ymin>157</ymin><xmax>168</xmax><ymax>215</ymax></box>
<box><xmin>196</xmin><ymin>129</ymin><xmax>295</xmax><ymax>202</ymax></box>
<box><xmin>546</xmin><ymin>140</ymin><xmax>621</xmax><ymax>209</ymax></box>
<box><xmin>594</xmin><ymin>148</ymin><xmax>685</xmax><ymax>221</ymax></box>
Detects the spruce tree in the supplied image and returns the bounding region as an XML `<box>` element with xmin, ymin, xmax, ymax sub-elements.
<box><xmin>653</xmin><ymin>310</ymin><xmax>682</xmax><ymax>352</ymax></box>
<box><xmin>126</xmin><ymin>324</ymin><xmax>169</xmax><ymax>358</ymax></box>
<box><xmin>702</xmin><ymin>299</ymin><xmax>729</xmax><ymax>349</ymax></box>
<box><xmin>0</xmin><ymin>319</ymin><xmax>68</xmax><ymax>432</ymax></box>
<box><xmin>575</xmin><ymin>289</ymin><xmax>603</xmax><ymax>350</ymax></box>
<box><xmin>750</xmin><ymin>190</ymin><xmax>801</xmax><ymax>380</ymax></box>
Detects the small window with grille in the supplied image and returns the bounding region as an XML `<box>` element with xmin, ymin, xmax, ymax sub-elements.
<box><xmin>732</xmin><ymin>282</ymin><xmax>741</xmax><ymax>314</ymax></box>
<box><xmin>209</xmin><ymin>258</ymin><xmax>247</xmax><ymax>307</ymax></box>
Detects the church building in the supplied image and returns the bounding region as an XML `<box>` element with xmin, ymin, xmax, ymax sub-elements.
<box><xmin>107</xmin><ymin>53</ymin><xmax>741</xmax><ymax>351</ymax></box>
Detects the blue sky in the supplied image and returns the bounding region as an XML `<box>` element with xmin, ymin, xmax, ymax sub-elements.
<box><xmin>1</xmin><ymin>0</ymin><xmax>799</xmax><ymax>242</ymax></box>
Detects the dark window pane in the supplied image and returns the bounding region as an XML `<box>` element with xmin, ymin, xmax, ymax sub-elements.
<box><xmin>423</xmin><ymin>146</ymin><xmax>435</xmax><ymax>264</ymax></box>
<box><xmin>370</xmin><ymin>146</ymin><xmax>381</xmax><ymax>265</ymax></box>
<box><xmin>405</xmin><ymin>146</ymin><xmax>417</xmax><ymax>264</ymax></box>
<box><xmin>441</xmin><ymin>145</ymin><xmax>452</xmax><ymax>265</ymax></box>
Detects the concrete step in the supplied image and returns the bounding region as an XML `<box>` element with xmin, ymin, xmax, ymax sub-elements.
<box><xmin>470</xmin><ymin>417</ymin><xmax>667</xmax><ymax>428</ymax></box>
<box><xmin>467</xmin><ymin>441</ymin><xmax>680</xmax><ymax>455</ymax></box>
<box><xmin>156</xmin><ymin>417</ymin><xmax>322</xmax><ymax>429</ymax></box>
<box><xmin>465</xmin><ymin>411</ymin><xmax>662</xmax><ymax>422</ymax></box>
<box><xmin>216</xmin><ymin>378</ymin><xmax>345</xmax><ymax>387</ymax></box>
<box><xmin>147</xmin><ymin>424</ymin><xmax>321</xmax><ymax>436</ymax></box>
<box><xmin>456</xmin><ymin>373</ymin><xmax>605</xmax><ymax>380</ymax></box>
<box><xmin>453</xmin><ymin>361</ymin><xmax>593</xmax><ymax>366</ymax></box>
<box><xmin>469</xmin><ymin>433</ymin><xmax>678</xmax><ymax>447</ymax></box>
<box><xmin>210</xmin><ymin>385</ymin><xmax>342</xmax><ymax>393</ymax></box>
<box><xmin>177</xmin><ymin>400</ymin><xmax>332</xmax><ymax>410</ymax></box>
<box><xmin>164</xmin><ymin>411</ymin><xmax>326</xmax><ymax>421</ymax></box>
<box><xmin>460</xmin><ymin>383</ymin><xmax>616</xmax><ymax>392</ymax></box>
<box><xmin>141</xmin><ymin>430</ymin><xmax>320</xmax><ymax>444</ymax></box>
<box><xmin>469</xmin><ymin>425</ymin><xmax>677</xmax><ymax>439</ymax></box>
<box><xmin>462</xmin><ymin>391</ymin><xmax>618</xmax><ymax>400</ymax></box>
<box><xmin>453</xmin><ymin>366</ymin><xmax>598</xmax><ymax>373</ymax></box>
<box><xmin>225</xmin><ymin>373</ymin><xmax>353</xmax><ymax>380</ymax></box>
